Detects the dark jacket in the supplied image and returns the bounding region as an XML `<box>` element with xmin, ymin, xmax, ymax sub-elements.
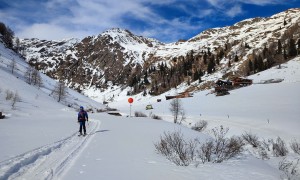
<box><xmin>78</xmin><ymin>110</ymin><xmax>88</xmax><ymax>122</ymax></box>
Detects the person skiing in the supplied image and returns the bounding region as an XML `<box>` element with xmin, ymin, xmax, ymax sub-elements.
<box><xmin>78</xmin><ymin>106</ymin><xmax>88</xmax><ymax>136</ymax></box>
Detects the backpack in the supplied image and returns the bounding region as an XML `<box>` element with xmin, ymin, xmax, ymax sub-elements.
<box><xmin>79</xmin><ymin>111</ymin><xmax>87</xmax><ymax>121</ymax></box>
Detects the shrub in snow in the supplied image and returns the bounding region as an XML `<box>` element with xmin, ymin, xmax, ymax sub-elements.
<box><xmin>197</xmin><ymin>140</ymin><xmax>214</xmax><ymax>164</ymax></box>
<box><xmin>154</xmin><ymin>130</ymin><xmax>196</xmax><ymax>166</ymax></box>
<box><xmin>212</xmin><ymin>126</ymin><xmax>229</xmax><ymax>154</ymax></box>
<box><xmin>5</xmin><ymin>89</ymin><xmax>14</xmax><ymax>100</ymax></box>
<box><xmin>290</xmin><ymin>140</ymin><xmax>300</xmax><ymax>155</ymax></box>
<box><xmin>151</xmin><ymin>114</ymin><xmax>162</xmax><ymax>120</ymax></box>
<box><xmin>134</xmin><ymin>111</ymin><xmax>147</xmax><ymax>117</ymax></box>
<box><xmin>191</xmin><ymin>120</ymin><xmax>208</xmax><ymax>132</ymax></box>
<box><xmin>278</xmin><ymin>158</ymin><xmax>300</xmax><ymax>180</ymax></box>
<box><xmin>258</xmin><ymin>146</ymin><xmax>270</xmax><ymax>160</ymax></box>
<box><xmin>197</xmin><ymin>129</ymin><xmax>244</xmax><ymax>164</ymax></box>
<box><xmin>242</xmin><ymin>131</ymin><xmax>260</xmax><ymax>148</ymax></box>
<box><xmin>155</xmin><ymin>126</ymin><xmax>245</xmax><ymax>166</ymax></box>
<box><xmin>11</xmin><ymin>91</ymin><xmax>21</xmax><ymax>109</ymax></box>
<box><xmin>273</xmin><ymin>137</ymin><xmax>289</xmax><ymax>157</ymax></box>
<box><xmin>213</xmin><ymin>136</ymin><xmax>244</xmax><ymax>163</ymax></box>
<box><xmin>261</xmin><ymin>138</ymin><xmax>272</xmax><ymax>152</ymax></box>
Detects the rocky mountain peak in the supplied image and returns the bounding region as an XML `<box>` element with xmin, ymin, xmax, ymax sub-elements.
<box><xmin>19</xmin><ymin>8</ymin><xmax>300</xmax><ymax>96</ymax></box>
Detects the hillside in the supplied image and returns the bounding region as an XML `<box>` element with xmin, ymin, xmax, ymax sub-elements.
<box><xmin>17</xmin><ymin>8</ymin><xmax>300</xmax><ymax>98</ymax></box>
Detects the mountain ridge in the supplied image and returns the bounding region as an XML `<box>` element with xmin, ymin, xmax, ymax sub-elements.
<box><xmin>18</xmin><ymin>8</ymin><xmax>300</xmax><ymax>97</ymax></box>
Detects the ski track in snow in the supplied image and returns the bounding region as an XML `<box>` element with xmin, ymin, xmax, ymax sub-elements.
<box><xmin>0</xmin><ymin>119</ymin><xmax>101</xmax><ymax>180</ymax></box>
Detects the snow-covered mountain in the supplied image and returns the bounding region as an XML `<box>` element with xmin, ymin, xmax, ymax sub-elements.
<box><xmin>18</xmin><ymin>8</ymin><xmax>300</xmax><ymax>98</ymax></box>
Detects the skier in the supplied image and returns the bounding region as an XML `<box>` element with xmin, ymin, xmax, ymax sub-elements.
<box><xmin>78</xmin><ymin>106</ymin><xmax>88</xmax><ymax>136</ymax></box>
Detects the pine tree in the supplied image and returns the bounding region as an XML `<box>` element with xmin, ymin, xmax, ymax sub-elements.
<box><xmin>234</xmin><ymin>54</ymin><xmax>239</xmax><ymax>62</ymax></box>
<box><xmin>288</xmin><ymin>38</ymin><xmax>297</xmax><ymax>57</ymax></box>
<box><xmin>143</xmin><ymin>71</ymin><xmax>150</xmax><ymax>85</ymax></box>
<box><xmin>216</xmin><ymin>57</ymin><xmax>220</xmax><ymax>65</ymax></box>
<box><xmin>263</xmin><ymin>45</ymin><xmax>268</xmax><ymax>59</ymax></box>
<box><xmin>207</xmin><ymin>56</ymin><xmax>215</xmax><ymax>74</ymax></box>
<box><xmin>198</xmin><ymin>76</ymin><xmax>202</xmax><ymax>83</ymax></box>
<box><xmin>248</xmin><ymin>60</ymin><xmax>253</xmax><ymax>74</ymax></box>
<box><xmin>297</xmin><ymin>39</ymin><xmax>300</xmax><ymax>55</ymax></box>
<box><xmin>284</xmin><ymin>49</ymin><xmax>287</xmax><ymax>60</ymax></box>
<box><xmin>253</xmin><ymin>57</ymin><xmax>258</xmax><ymax>72</ymax></box>
<box><xmin>257</xmin><ymin>55</ymin><xmax>264</xmax><ymax>71</ymax></box>
<box><xmin>218</xmin><ymin>48</ymin><xmax>224</xmax><ymax>59</ymax></box>
<box><xmin>277</xmin><ymin>39</ymin><xmax>282</xmax><ymax>54</ymax></box>
<box><xmin>0</xmin><ymin>22</ymin><xmax>14</xmax><ymax>49</ymax></box>
<box><xmin>207</xmin><ymin>47</ymin><xmax>211</xmax><ymax>56</ymax></box>
<box><xmin>203</xmin><ymin>52</ymin><xmax>207</xmax><ymax>64</ymax></box>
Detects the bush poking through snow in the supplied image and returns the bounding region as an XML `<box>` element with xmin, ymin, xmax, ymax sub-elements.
<box><xmin>134</xmin><ymin>111</ymin><xmax>147</xmax><ymax>117</ymax></box>
<box><xmin>273</xmin><ymin>137</ymin><xmax>289</xmax><ymax>157</ymax></box>
<box><xmin>11</xmin><ymin>91</ymin><xmax>21</xmax><ymax>109</ymax></box>
<box><xmin>242</xmin><ymin>131</ymin><xmax>260</xmax><ymax>148</ymax></box>
<box><xmin>258</xmin><ymin>146</ymin><xmax>270</xmax><ymax>160</ymax></box>
<box><xmin>154</xmin><ymin>130</ymin><xmax>196</xmax><ymax>166</ymax></box>
<box><xmin>5</xmin><ymin>89</ymin><xmax>14</xmax><ymax>100</ymax></box>
<box><xmin>223</xmin><ymin>136</ymin><xmax>244</xmax><ymax>160</ymax></box>
<box><xmin>4</xmin><ymin>90</ymin><xmax>21</xmax><ymax>108</ymax></box>
<box><xmin>290</xmin><ymin>140</ymin><xmax>300</xmax><ymax>155</ymax></box>
<box><xmin>197</xmin><ymin>140</ymin><xmax>214</xmax><ymax>164</ymax></box>
<box><xmin>191</xmin><ymin>120</ymin><xmax>208</xmax><ymax>132</ymax></box>
<box><xmin>278</xmin><ymin>158</ymin><xmax>300</xmax><ymax>180</ymax></box>
<box><xmin>155</xmin><ymin>126</ymin><xmax>245</xmax><ymax>166</ymax></box>
<box><xmin>151</xmin><ymin>114</ymin><xmax>162</xmax><ymax>120</ymax></box>
<box><xmin>261</xmin><ymin>138</ymin><xmax>272</xmax><ymax>152</ymax></box>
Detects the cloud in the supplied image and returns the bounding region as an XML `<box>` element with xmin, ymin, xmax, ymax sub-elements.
<box><xmin>205</xmin><ymin>0</ymin><xmax>284</xmax><ymax>18</ymax></box>
<box><xmin>0</xmin><ymin>0</ymin><xmax>295</xmax><ymax>42</ymax></box>
<box><xmin>238</xmin><ymin>0</ymin><xmax>282</xmax><ymax>6</ymax></box>
<box><xmin>226</xmin><ymin>4</ymin><xmax>243</xmax><ymax>17</ymax></box>
<box><xmin>17</xmin><ymin>23</ymin><xmax>90</xmax><ymax>40</ymax></box>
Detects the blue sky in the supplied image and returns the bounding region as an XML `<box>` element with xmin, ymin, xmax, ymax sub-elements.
<box><xmin>0</xmin><ymin>0</ymin><xmax>299</xmax><ymax>42</ymax></box>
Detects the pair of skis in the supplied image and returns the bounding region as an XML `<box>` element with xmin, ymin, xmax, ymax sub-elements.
<box><xmin>78</xmin><ymin>134</ymin><xmax>87</xmax><ymax>137</ymax></box>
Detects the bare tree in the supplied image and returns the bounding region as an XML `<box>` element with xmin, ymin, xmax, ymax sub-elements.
<box><xmin>169</xmin><ymin>98</ymin><xmax>184</xmax><ymax>124</ymax></box>
<box><xmin>12</xmin><ymin>91</ymin><xmax>21</xmax><ymax>109</ymax></box>
<box><xmin>10</xmin><ymin>59</ymin><xmax>16</xmax><ymax>74</ymax></box>
<box><xmin>52</xmin><ymin>81</ymin><xmax>67</xmax><ymax>102</ymax></box>
<box><xmin>32</xmin><ymin>69</ymin><xmax>43</xmax><ymax>87</ymax></box>
<box><xmin>25</xmin><ymin>66</ymin><xmax>33</xmax><ymax>84</ymax></box>
<box><xmin>25</xmin><ymin>66</ymin><xmax>43</xmax><ymax>87</ymax></box>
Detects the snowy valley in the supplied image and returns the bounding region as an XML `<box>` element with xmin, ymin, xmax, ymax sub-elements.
<box><xmin>1</xmin><ymin>27</ymin><xmax>300</xmax><ymax>180</ymax></box>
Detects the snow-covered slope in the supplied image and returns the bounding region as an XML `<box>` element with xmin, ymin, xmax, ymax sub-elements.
<box><xmin>109</xmin><ymin>57</ymin><xmax>300</xmax><ymax>140</ymax></box>
<box><xmin>0</xmin><ymin>42</ymin><xmax>104</xmax><ymax>161</ymax></box>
